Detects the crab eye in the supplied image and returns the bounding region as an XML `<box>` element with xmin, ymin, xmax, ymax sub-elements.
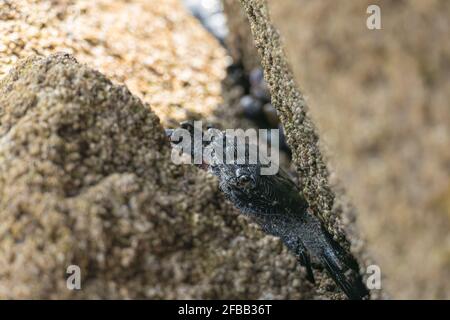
<box><xmin>237</xmin><ymin>174</ymin><xmax>252</xmax><ymax>187</ymax></box>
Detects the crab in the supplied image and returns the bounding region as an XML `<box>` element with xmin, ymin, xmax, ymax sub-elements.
<box><xmin>165</xmin><ymin>121</ymin><xmax>369</xmax><ymax>300</ymax></box>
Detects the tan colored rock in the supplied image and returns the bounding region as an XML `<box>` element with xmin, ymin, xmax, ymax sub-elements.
<box><xmin>0</xmin><ymin>0</ymin><xmax>227</xmax><ymax>125</ymax></box>
<box><xmin>266</xmin><ymin>0</ymin><xmax>450</xmax><ymax>298</ymax></box>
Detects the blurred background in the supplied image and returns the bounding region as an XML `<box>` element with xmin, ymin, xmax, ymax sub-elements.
<box><xmin>1</xmin><ymin>0</ymin><xmax>449</xmax><ymax>299</ymax></box>
<box><xmin>266</xmin><ymin>0</ymin><xmax>450</xmax><ymax>299</ymax></box>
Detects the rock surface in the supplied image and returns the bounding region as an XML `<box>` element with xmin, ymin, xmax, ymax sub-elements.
<box><xmin>0</xmin><ymin>0</ymin><xmax>227</xmax><ymax>125</ymax></box>
<box><xmin>0</xmin><ymin>53</ymin><xmax>333</xmax><ymax>299</ymax></box>
<box><xmin>266</xmin><ymin>0</ymin><xmax>450</xmax><ymax>299</ymax></box>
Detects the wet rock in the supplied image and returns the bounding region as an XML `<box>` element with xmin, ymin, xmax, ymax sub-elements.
<box><xmin>263</xmin><ymin>103</ymin><xmax>279</xmax><ymax>128</ymax></box>
<box><xmin>235</xmin><ymin>67</ymin><xmax>277</xmax><ymax>128</ymax></box>
<box><xmin>249</xmin><ymin>68</ymin><xmax>265</xmax><ymax>88</ymax></box>
<box><xmin>240</xmin><ymin>95</ymin><xmax>263</xmax><ymax>119</ymax></box>
<box><xmin>249</xmin><ymin>68</ymin><xmax>271</xmax><ymax>102</ymax></box>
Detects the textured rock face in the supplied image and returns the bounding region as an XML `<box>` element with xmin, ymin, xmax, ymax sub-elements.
<box><xmin>0</xmin><ymin>53</ymin><xmax>330</xmax><ymax>299</ymax></box>
<box><xmin>0</xmin><ymin>0</ymin><xmax>226</xmax><ymax>125</ymax></box>
<box><xmin>266</xmin><ymin>0</ymin><xmax>450</xmax><ymax>299</ymax></box>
